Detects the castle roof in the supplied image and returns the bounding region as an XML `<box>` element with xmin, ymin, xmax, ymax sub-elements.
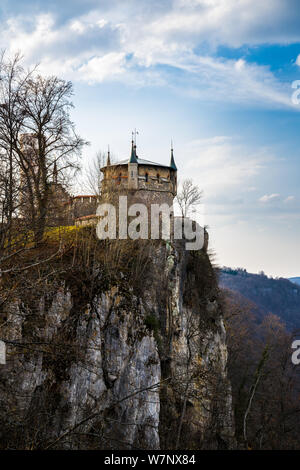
<box><xmin>106</xmin><ymin>156</ymin><xmax>175</xmax><ymax>170</ymax></box>
<box><xmin>170</xmin><ymin>147</ymin><xmax>177</xmax><ymax>171</ymax></box>
<box><xmin>102</xmin><ymin>140</ymin><xmax>177</xmax><ymax>171</ymax></box>
<box><xmin>107</xmin><ymin>157</ymin><xmax>174</xmax><ymax>169</ymax></box>
<box><xmin>129</xmin><ymin>141</ymin><xmax>138</xmax><ymax>163</ymax></box>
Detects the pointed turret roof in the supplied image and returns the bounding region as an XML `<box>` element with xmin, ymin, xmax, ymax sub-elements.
<box><xmin>129</xmin><ymin>140</ymin><xmax>138</xmax><ymax>163</ymax></box>
<box><xmin>103</xmin><ymin>139</ymin><xmax>178</xmax><ymax>170</ymax></box>
<box><xmin>170</xmin><ymin>145</ymin><xmax>177</xmax><ymax>171</ymax></box>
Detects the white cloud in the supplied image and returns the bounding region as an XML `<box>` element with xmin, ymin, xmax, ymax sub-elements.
<box><xmin>4</xmin><ymin>14</ymin><xmax>56</xmax><ymax>56</ymax></box>
<box><xmin>77</xmin><ymin>52</ymin><xmax>126</xmax><ymax>83</ymax></box>
<box><xmin>148</xmin><ymin>0</ymin><xmax>300</xmax><ymax>47</ymax></box>
<box><xmin>0</xmin><ymin>2</ymin><xmax>298</xmax><ymax>108</ymax></box>
<box><xmin>180</xmin><ymin>136</ymin><xmax>272</xmax><ymax>197</ymax></box>
<box><xmin>70</xmin><ymin>18</ymin><xmax>108</xmax><ymax>34</ymax></box>
<box><xmin>1</xmin><ymin>12</ymin><xmax>123</xmax><ymax>77</ymax></box>
<box><xmin>160</xmin><ymin>53</ymin><xmax>293</xmax><ymax>108</ymax></box>
<box><xmin>284</xmin><ymin>195</ymin><xmax>295</xmax><ymax>202</ymax></box>
<box><xmin>259</xmin><ymin>193</ymin><xmax>280</xmax><ymax>203</ymax></box>
<box><xmin>258</xmin><ymin>194</ymin><xmax>296</xmax><ymax>204</ymax></box>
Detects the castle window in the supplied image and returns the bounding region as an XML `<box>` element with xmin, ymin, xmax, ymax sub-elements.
<box><xmin>117</xmin><ymin>173</ymin><xmax>121</xmax><ymax>184</ymax></box>
<box><xmin>145</xmin><ymin>173</ymin><xmax>148</xmax><ymax>182</ymax></box>
<box><xmin>157</xmin><ymin>173</ymin><xmax>160</xmax><ymax>182</ymax></box>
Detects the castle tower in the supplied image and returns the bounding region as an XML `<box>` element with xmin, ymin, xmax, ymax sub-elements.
<box><xmin>170</xmin><ymin>144</ymin><xmax>177</xmax><ymax>194</ymax></box>
<box><xmin>101</xmin><ymin>138</ymin><xmax>177</xmax><ymax>211</ymax></box>
<box><xmin>128</xmin><ymin>140</ymin><xmax>138</xmax><ymax>190</ymax></box>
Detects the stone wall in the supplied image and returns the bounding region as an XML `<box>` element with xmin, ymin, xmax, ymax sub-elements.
<box><xmin>137</xmin><ymin>165</ymin><xmax>175</xmax><ymax>195</ymax></box>
<box><xmin>75</xmin><ymin>214</ymin><xmax>100</xmax><ymax>227</ymax></box>
<box><xmin>102</xmin><ymin>163</ymin><xmax>176</xmax><ymax>203</ymax></box>
<box><xmin>64</xmin><ymin>195</ymin><xmax>100</xmax><ymax>224</ymax></box>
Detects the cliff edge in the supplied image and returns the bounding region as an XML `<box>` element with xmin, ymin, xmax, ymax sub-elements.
<box><xmin>0</xmin><ymin>234</ymin><xmax>234</xmax><ymax>449</ymax></box>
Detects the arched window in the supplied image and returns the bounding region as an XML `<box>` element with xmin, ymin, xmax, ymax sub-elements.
<box><xmin>145</xmin><ymin>173</ymin><xmax>148</xmax><ymax>182</ymax></box>
<box><xmin>157</xmin><ymin>173</ymin><xmax>160</xmax><ymax>182</ymax></box>
<box><xmin>117</xmin><ymin>173</ymin><xmax>121</xmax><ymax>184</ymax></box>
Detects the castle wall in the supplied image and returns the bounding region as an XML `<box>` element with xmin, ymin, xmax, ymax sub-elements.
<box><xmin>99</xmin><ymin>159</ymin><xmax>177</xmax><ymax>238</ymax></box>
<box><xmin>64</xmin><ymin>196</ymin><xmax>100</xmax><ymax>224</ymax></box>
<box><xmin>128</xmin><ymin>163</ymin><xmax>138</xmax><ymax>190</ymax></box>
<box><xmin>137</xmin><ymin>165</ymin><xmax>175</xmax><ymax>195</ymax></box>
<box><xmin>102</xmin><ymin>165</ymin><xmax>129</xmax><ymax>192</ymax></box>
<box><xmin>126</xmin><ymin>189</ymin><xmax>174</xmax><ymax>211</ymax></box>
<box><xmin>75</xmin><ymin>214</ymin><xmax>100</xmax><ymax>228</ymax></box>
<box><xmin>102</xmin><ymin>164</ymin><xmax>176</xmax><ymax>201</ymax></box>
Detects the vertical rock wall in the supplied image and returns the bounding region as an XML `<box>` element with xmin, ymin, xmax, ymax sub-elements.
<box><xmin>0</xmin><ymin>241</ymin><xmax>234</xmax><ymax>449</ymax></box>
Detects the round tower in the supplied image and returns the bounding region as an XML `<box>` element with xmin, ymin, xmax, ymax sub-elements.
<box><xmin>101</xmin><ymin>139</ymin><xmax>177</xmax><ymax>211</ymax></box>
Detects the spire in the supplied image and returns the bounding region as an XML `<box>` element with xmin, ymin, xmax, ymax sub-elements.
<box><xmin>106</xmin><ymin>145</ymin><xmax>111</xmax><ymax>166</ymax></box>
<box><xmin>170</xmin><ymin>141</ymin><xmax>177</xmax><ymax>170</ymax></box>
<box><xmin>129</xmin><ymin>139</ymin><xmax>138</xmax><ymax>163</ymax></box>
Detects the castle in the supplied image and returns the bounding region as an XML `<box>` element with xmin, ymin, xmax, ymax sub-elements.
<box><xmin>19</xmin><ymin>134</ymin><xmax>177</xmax><ymax>228</ymax></box>
<box><xmin>101</xmin><ymin>140</ymin><xmax>177</xmax><ymax>201</ymax></box>
<box><xmin>75</xmin><ymin>139</ymin><xmax>177</xmax><ymax>227</ymax></box>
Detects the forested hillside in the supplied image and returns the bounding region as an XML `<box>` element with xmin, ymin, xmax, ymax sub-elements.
<box><xmin>222</xmin><ymin>288</ymin><xmax>300</xmax><ymax>449</ymax></box>
<box><xmin>220</xmin><ymin>268</ymin><xmax>300</xmax><ymax>331</ymax></box>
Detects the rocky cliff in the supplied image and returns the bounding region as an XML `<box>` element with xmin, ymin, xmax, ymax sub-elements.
<box><xmin>0</xmin><ymin>236</ymin><xmax>234</xmax><ymax>449</ymax></box>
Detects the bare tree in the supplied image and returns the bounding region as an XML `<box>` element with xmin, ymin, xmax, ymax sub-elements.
<box><xmin>0</xmin><ymin>53</ymin><xmax>88</xmax><ymax>244</ymax></box>
<box><xmin>17</xmin><ymin>75</ymin><xmax>87</xmax><ymax>241</ymax></box>
<box><xmin>0</xmin><ymin>53</ymin><xmax>33</xmax><ymax>250</ymax></box>
<box><xmin>82</xmin><ymin>150</ymin><xmax>115</xmax><ymax>196</ymax></box>
<box><xmin>176</xmin><ymin>178</ymin><xmax>202</xmax><ymax>218</ymax></box>
<box><xmin>243</xmin><ymin>346</ymin><xmax>269</xmax><ymax>446</ymax></box>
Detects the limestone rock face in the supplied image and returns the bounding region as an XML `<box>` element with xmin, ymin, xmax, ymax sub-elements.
<box><xmin>0</xmin><ymin>241</ymin><xmax>235</xmax><ymax>449</ymax></box>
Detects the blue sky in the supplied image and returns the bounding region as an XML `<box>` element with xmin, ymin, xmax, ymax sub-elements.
<box><xmin>1</xmin><ymin>0</ymin><xmax>300</xmax><ymax>277</ymax></box>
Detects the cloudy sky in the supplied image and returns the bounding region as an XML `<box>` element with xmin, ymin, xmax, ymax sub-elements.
<box><xmin>1</xmin><ymin>0</ymin><xmax>300</xmax><ymax>277</ymax></box>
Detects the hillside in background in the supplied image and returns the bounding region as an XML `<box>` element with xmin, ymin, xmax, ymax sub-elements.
<box><xmin>219</xmin><ymin>268</ymin><xmax>300</xmax><ymax>331</ymax></box>
<box><xmin>289</xmin><ymin>277</ymin><xmax>300</xmax><ymax>286</ymax></box>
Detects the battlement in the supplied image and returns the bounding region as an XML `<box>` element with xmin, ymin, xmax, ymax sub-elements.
<box><xmin>101</xmin><ymin>141</ymin><xmax>177</xmax><ymax>210</ymax></box>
